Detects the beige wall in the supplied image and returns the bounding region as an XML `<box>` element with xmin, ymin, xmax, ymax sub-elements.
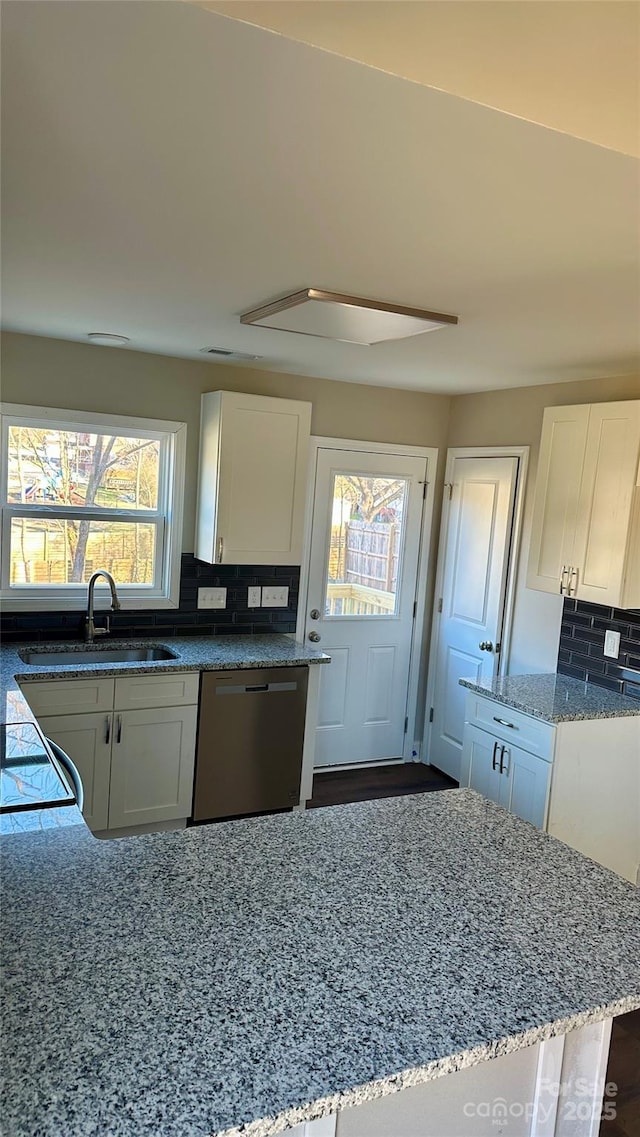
<box><xmin>2</xmin><ymin>330</ymin><xmax>638</xmax><ymax>679</ymax></box>
<box><xmin>0</xmin><ymin>332</ymin><xmax>452</xmax><ymax>551</ymax></box>
<box><xmin>448</xmin><ymin>373</ymin><xmax>640</xmax><ymax>673</ymax></box>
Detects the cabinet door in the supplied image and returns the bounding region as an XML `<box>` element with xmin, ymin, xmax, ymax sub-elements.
<box><xmin>38</xmin><ymin>713</ymin><xmax>112</xmax><ymax>832</ymax></box>
<box><xmin>498</xmin><ymin>743</ymin><xmax>551</xmax><ymax>829</ymax></box>
<box><xmin>526</xmin><ymin>404</ymin><xmax>590</xmax><ymax>595</ymax></box>
<box><xmin>108</xmin><ymin>706</ymin><xmax>197</xmax><ymax>829</ymax></box>
<box><xmin>460</xmin><ymin>724</ymin><xmax>503</xmax><ymax>805</ymax></box>
<box><xmin>572</xmin><ymin>400</ymin><xmax>640</xmax><ymax>606</ymax></box>
<box><xmin>196</xmin><ymin>391</ymin><xmax>312</xmax><ymax>565</ymax></box>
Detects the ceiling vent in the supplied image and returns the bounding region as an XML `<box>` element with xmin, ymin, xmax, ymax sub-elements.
<box><xmin>240</xmin><ymin>289</ymin><xmax>458</xmax><ymax>345</ymax></box>
<box><xmin>200</xmin><ymin>347</ymin><xmax>262</xmax><ymax>362</ymax></box>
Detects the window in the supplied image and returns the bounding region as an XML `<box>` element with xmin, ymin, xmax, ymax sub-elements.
<box><xmin>1</xmin><ymin>404</ymin><xmax>186</xmax><ymax>609</ymax></box>
<box><xmin>324</xmin><ymin>472</ymin><xmax>408</xmax><ymax>617</ymax></box>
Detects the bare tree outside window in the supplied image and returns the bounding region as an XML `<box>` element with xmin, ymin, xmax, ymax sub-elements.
<box><xmin>7</xmin><ymin>427</ymin><xmax>160</xmax><ymax>585</ymax></box>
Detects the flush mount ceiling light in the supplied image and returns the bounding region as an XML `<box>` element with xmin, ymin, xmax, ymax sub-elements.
<box><xmin>87</xmin><ymin>332</ymin><xmax>130</xmax><ymax>347</ymax></box>
<box><xmin>240</xmin><ymin>289</ymin><xmax>458</xmax><ymax>345</ymax></box>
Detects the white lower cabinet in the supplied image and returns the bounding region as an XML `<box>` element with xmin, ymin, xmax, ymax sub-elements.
<box><xmin>108</xmin><ymin>706</ymin><xmax>197</xmax><ymax>829</ymax></box>
<box><xmin>38</xmin><ymin>711</ymin><xmax>112</xmax><ymax>832</ymax></box>
<box><xmin>462</xmin><ymin>722</ymin><xmax>551</xmax><ymax>829</ymax></box>
<box><xmin>497</xmin><ymin>742</ymin><xmax>551</xmax><ymax>829</ymax></box>
<box><xmin>461</xmin><ymin>693</ymin><xmax>640</xmax><ymax>882</ymax></box>
<box><xmin>28</xmin><ymin>674</ymin><xmax>198</xmax><ymax>835</ymax></box>
<box><xmin>463</xmin><ymin>724</ymin><xmax>503</xmax><ymax>806</ymax></box>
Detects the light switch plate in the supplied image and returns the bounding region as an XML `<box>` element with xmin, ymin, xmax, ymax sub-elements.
<box><xmin>261</xmin><ymin>586</ymin><xmax>289</xmax><ymax>608</ymax></box>
<box><xmin>604</xmin><ymin>630</ymin><xmax>621</xmax><ymax>659</ymax></box>
<box><xmin>198</xmin><ymin>587</ymin><xmax>227</xmax><ymax>610</ymax></box>
<box><xmin>247</xmin><ymin>586</ymin><xmax>262</xmax><ymax>608</ymax></box>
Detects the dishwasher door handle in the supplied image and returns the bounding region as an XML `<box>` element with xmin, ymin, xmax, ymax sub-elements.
<box><xmin>216</xmin><ymin>682</ymin><xmax>298</xmax><ymax>695</ymax></box>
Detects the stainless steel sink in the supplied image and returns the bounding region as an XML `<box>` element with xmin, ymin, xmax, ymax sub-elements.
<box><xmin>19</xmin><ymin>646</ymin><xmax>178</xmax><ymax>666</ymax></box>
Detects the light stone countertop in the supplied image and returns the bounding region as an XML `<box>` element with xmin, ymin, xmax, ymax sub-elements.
<box><xmin>0</xmin><ymin>634</ymin><xmax>330</xmax><ymax>726</ymax></box>
<box><xmin>459</xmin><ymin>672</ymin><xmax>640</xmax><ymax>723</ymax></box>
<box><xmin>1</xmin><ymin>789</ymin><xmax>639</xmax><ymax>1137</ymax></box>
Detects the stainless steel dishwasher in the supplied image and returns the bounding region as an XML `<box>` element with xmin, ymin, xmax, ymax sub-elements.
<box><xmin>193</xmin><ymin>667</ymin><xmax>308</xmax><ymax>821</ymax></box>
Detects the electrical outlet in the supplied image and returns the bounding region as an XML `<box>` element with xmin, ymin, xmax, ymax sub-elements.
<box><xmin>261</xmin><ymin>586</ymin><xmax>289</xmax><ymax>608</ymax></box>
<box><xmin>604</xmin><ymin>630</ymin><xmax>621</xmax><ymax>659</ymax></box>
<box><xmin>247</xmin><ymin>586</ymin><xmax>262</xmax><ymax>608</ymax></box>
<box><xmin>198</xmin><ymin>587</ymin><xmax>227</xmax><ymax>610</ymax></box>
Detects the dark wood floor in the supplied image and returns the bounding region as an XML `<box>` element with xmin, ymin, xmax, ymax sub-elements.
<box><xmin>308</xmin><ymin>760</ymin><xmax>456</xmax><ymax>809</ymax></box>
<box><xmin>600</xmin><ymin>1009</ymin><xmax>640</xmax><ymax>1136</ymax></box>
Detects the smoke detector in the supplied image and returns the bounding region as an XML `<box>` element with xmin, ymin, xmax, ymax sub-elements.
<box><xmin>240</xmin><ymin>289</ymin><xmax>458</xmax><ymax>345</ymax></box>
<box><xmin>200</xmin><ymin>347</ymin><xmax>262</xmax><ymax>362</ymax></box>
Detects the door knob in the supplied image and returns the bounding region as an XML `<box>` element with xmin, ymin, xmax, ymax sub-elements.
<box><xmin>308</xmin><ymin>631</ymin><xmax>321</xmax><ymax>642</ymax></box>
<box><xmin>479</xmin><ymin>641</ymin><xmax>494</xmax><ymax>652</ymax></box>
<box><xmin>310</xmin><ymin>609</ymin><xmax>320</xmax><ymax>620</ymax></box>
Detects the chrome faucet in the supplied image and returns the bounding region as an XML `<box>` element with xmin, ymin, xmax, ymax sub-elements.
<box><xmin>85</xmin><ymin>570</ymin><xmax>121</xmax><ymax>642</ymax></box>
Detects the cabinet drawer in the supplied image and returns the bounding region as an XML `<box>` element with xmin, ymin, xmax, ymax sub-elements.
<box><xmin>21</xmin><ymin>678</ymin><xmax>115</xmax><ymax>718</ymax></box>
<box><xmin>465</xmin><ymin>694</ymin><xmax>555</xmax><ymax>761</ymax></box>
<box><xmin>114</xmin><ymin>672</ymin><xmax>199</xmax><ymax>710</ymax></box>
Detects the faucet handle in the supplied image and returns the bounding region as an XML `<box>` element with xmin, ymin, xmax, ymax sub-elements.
<box><xmin>93</xmin><ymin>616</ymin><xmax>111</xmax><ymax>638</ymax></box>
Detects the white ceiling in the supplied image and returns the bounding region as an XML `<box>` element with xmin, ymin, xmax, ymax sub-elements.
<box><xmin>200</xmin><ymin>0</ymin><xmax>640</xmax><ymax>157</ymax></box>
<box><xmin>2</xmin><ymin>0</ymin><xmax>639</xmax><ymax>394</ymax></box>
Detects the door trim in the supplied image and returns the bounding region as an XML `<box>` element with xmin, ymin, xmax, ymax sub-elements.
<box><xmin>423</xmin><ymin>446</ymin><xmax>529</xmax><ymax>766</ymax></box>
<box><xmin>297</xmin><ymin>437</ymin><xmax>438</xmax><ymax>764</ymax></box>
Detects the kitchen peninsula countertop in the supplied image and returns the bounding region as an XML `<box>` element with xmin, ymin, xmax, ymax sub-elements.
<box><xmin>2</xmin><ymin>788</ymin><xmax>639</xmax><ymax>1137</ymax></box>
<box><xmin>0</xmin><ymin>634</ymin><xmax>330</xmax><ymax>726</ymax></box>
<box><xmin>459</xmin><ymin>671</ymin><xmax>640</xmax><ymax>723</ymax></box>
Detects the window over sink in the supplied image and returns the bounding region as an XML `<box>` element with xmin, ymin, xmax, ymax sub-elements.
<box><xmin>0</xmin><ymin>404</ymin><xmax>186</xmax><ymax>610</ymax></box>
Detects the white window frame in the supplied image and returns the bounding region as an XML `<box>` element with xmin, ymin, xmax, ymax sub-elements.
<box><xmin>0</xmin><ymin>404</ymin><xmax>186</xmax><ymax>611</ymax></box>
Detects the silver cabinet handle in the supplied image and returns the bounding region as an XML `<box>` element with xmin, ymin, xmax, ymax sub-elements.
<box><xmin>491</xmin><ymin>740</ymin><xmax>500</xmax><ymax>771</ymax></box>
<box><xmin>105</xmin><ymin>715</ymin><xmax>111</xmax><ymax>745</ymax></box>
<box><xmin>493</xmin><ymin>716</ymin><xmax>517</xmax><ymax>729</ymax></box>
<box><xmin>560</xmin><ymin>565</ymin><xmax>571</xmax><ymax>595</ymax></box>
<box><xmin>568</xmin><ymin>567</ymin><xmax>579</xmax><ymax>596</ymax></box>
<box><xmin>116</xmin><ymin>715</ymin><xmax>122</xmax><ymax>744</ymax></box>
<box><xmin>217</xmin><ymin>536</ymin><xmax>224</xmax><ymax>562</ymax></box>
<box><xmin>308</xmin><ymin>631</ymin><xmax>321</xmax><ymax>642</ymax></box>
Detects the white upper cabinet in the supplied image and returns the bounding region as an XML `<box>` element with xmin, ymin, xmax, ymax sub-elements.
<box><xmin>526</xmin><ymin>404</ymin><xmax>589</xmax><ymax>596</ymax></box>
<box><xmin>527</xmin><ymin>400</ymin><xmax>640</xmax><ymax>608</ymax></box>
<box><xmin>195</xmin><ymin>391</ymin><xmax>312</xmax><ymax>565</ymax></box>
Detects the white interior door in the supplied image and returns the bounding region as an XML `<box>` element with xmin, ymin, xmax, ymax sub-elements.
<box><xmin>306</xmin><ymin>446</ymin><xmax>428</xmax><ymax>768</ymax></box>
<box><xmin>428</xmin><ymin>456</ymin><xmax>519</xmax><ymax>781</ymax></box>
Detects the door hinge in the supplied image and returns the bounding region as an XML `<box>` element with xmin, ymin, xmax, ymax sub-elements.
<box><xmin>404</xmin><ymin>716</ymin><xmax>409</xmax><ymax>734</ymax></box>
<box><xmin>423</xmin><ymin>481</ymin><xmax>428</xmax><ymax>499</ymax></box>
<box><xmin>413</xmin><ymin>600</ymin><xmax>417</xmax><ymax>618</ymax></box>
<box><xmin>437</xmin><ymin>598</ymin><xmax>443</xmax><ymax>613</ymax></box>
<box><xmin>429</xmin><ymin>707</ymin><xmax>434</xmax><ymax>723</ymax></box>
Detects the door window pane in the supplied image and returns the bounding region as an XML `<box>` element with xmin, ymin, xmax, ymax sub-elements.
<box><xmin>7</xmin><ymin>427</ymin><xmax>160</xmax><ymax>510</ymax></box>
<box><xmin>9</xmin><ymin>518</ymin><xmax>157</xmax><ymax>586</ymax></box>
<box><xmin>325</xmin><ymin>474</ymin><xmax>407</xmax><ymax>616</ymax></box>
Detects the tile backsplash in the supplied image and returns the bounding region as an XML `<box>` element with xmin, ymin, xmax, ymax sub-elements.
<box><xmin>557</xmin><ymin>598</ymin><xmax>640</xmax><ymax>701</ymax></box>
<box><xmin>0</xmin><ymin>555</ymin><xmax>300</xmax><ymax>642</ymax></box>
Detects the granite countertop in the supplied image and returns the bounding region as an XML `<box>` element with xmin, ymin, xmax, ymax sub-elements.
<box><xmin>459</xmin><ymin>672</ymin><xmax>640</xmax><ymax>723</ymax></box>
<box><xmin>1</xmin><ymin>634</ymin><xmax>330</xmax><ymax>726</ymax></box>
<box><xmin>2</xmin><ymin>788</ymin><xmax>639</xmax><ymax>1137</ymax></box>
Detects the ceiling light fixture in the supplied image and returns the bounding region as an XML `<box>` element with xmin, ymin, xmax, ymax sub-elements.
<box><xmin>87</xmin><ymin>332</ymin><xmax>130</xmax><ymax>347</ymax></box>
<box><xmin>240</xmin><ymin>289</ymin><xmax>458</xmax><ymax>345</ymax></box>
